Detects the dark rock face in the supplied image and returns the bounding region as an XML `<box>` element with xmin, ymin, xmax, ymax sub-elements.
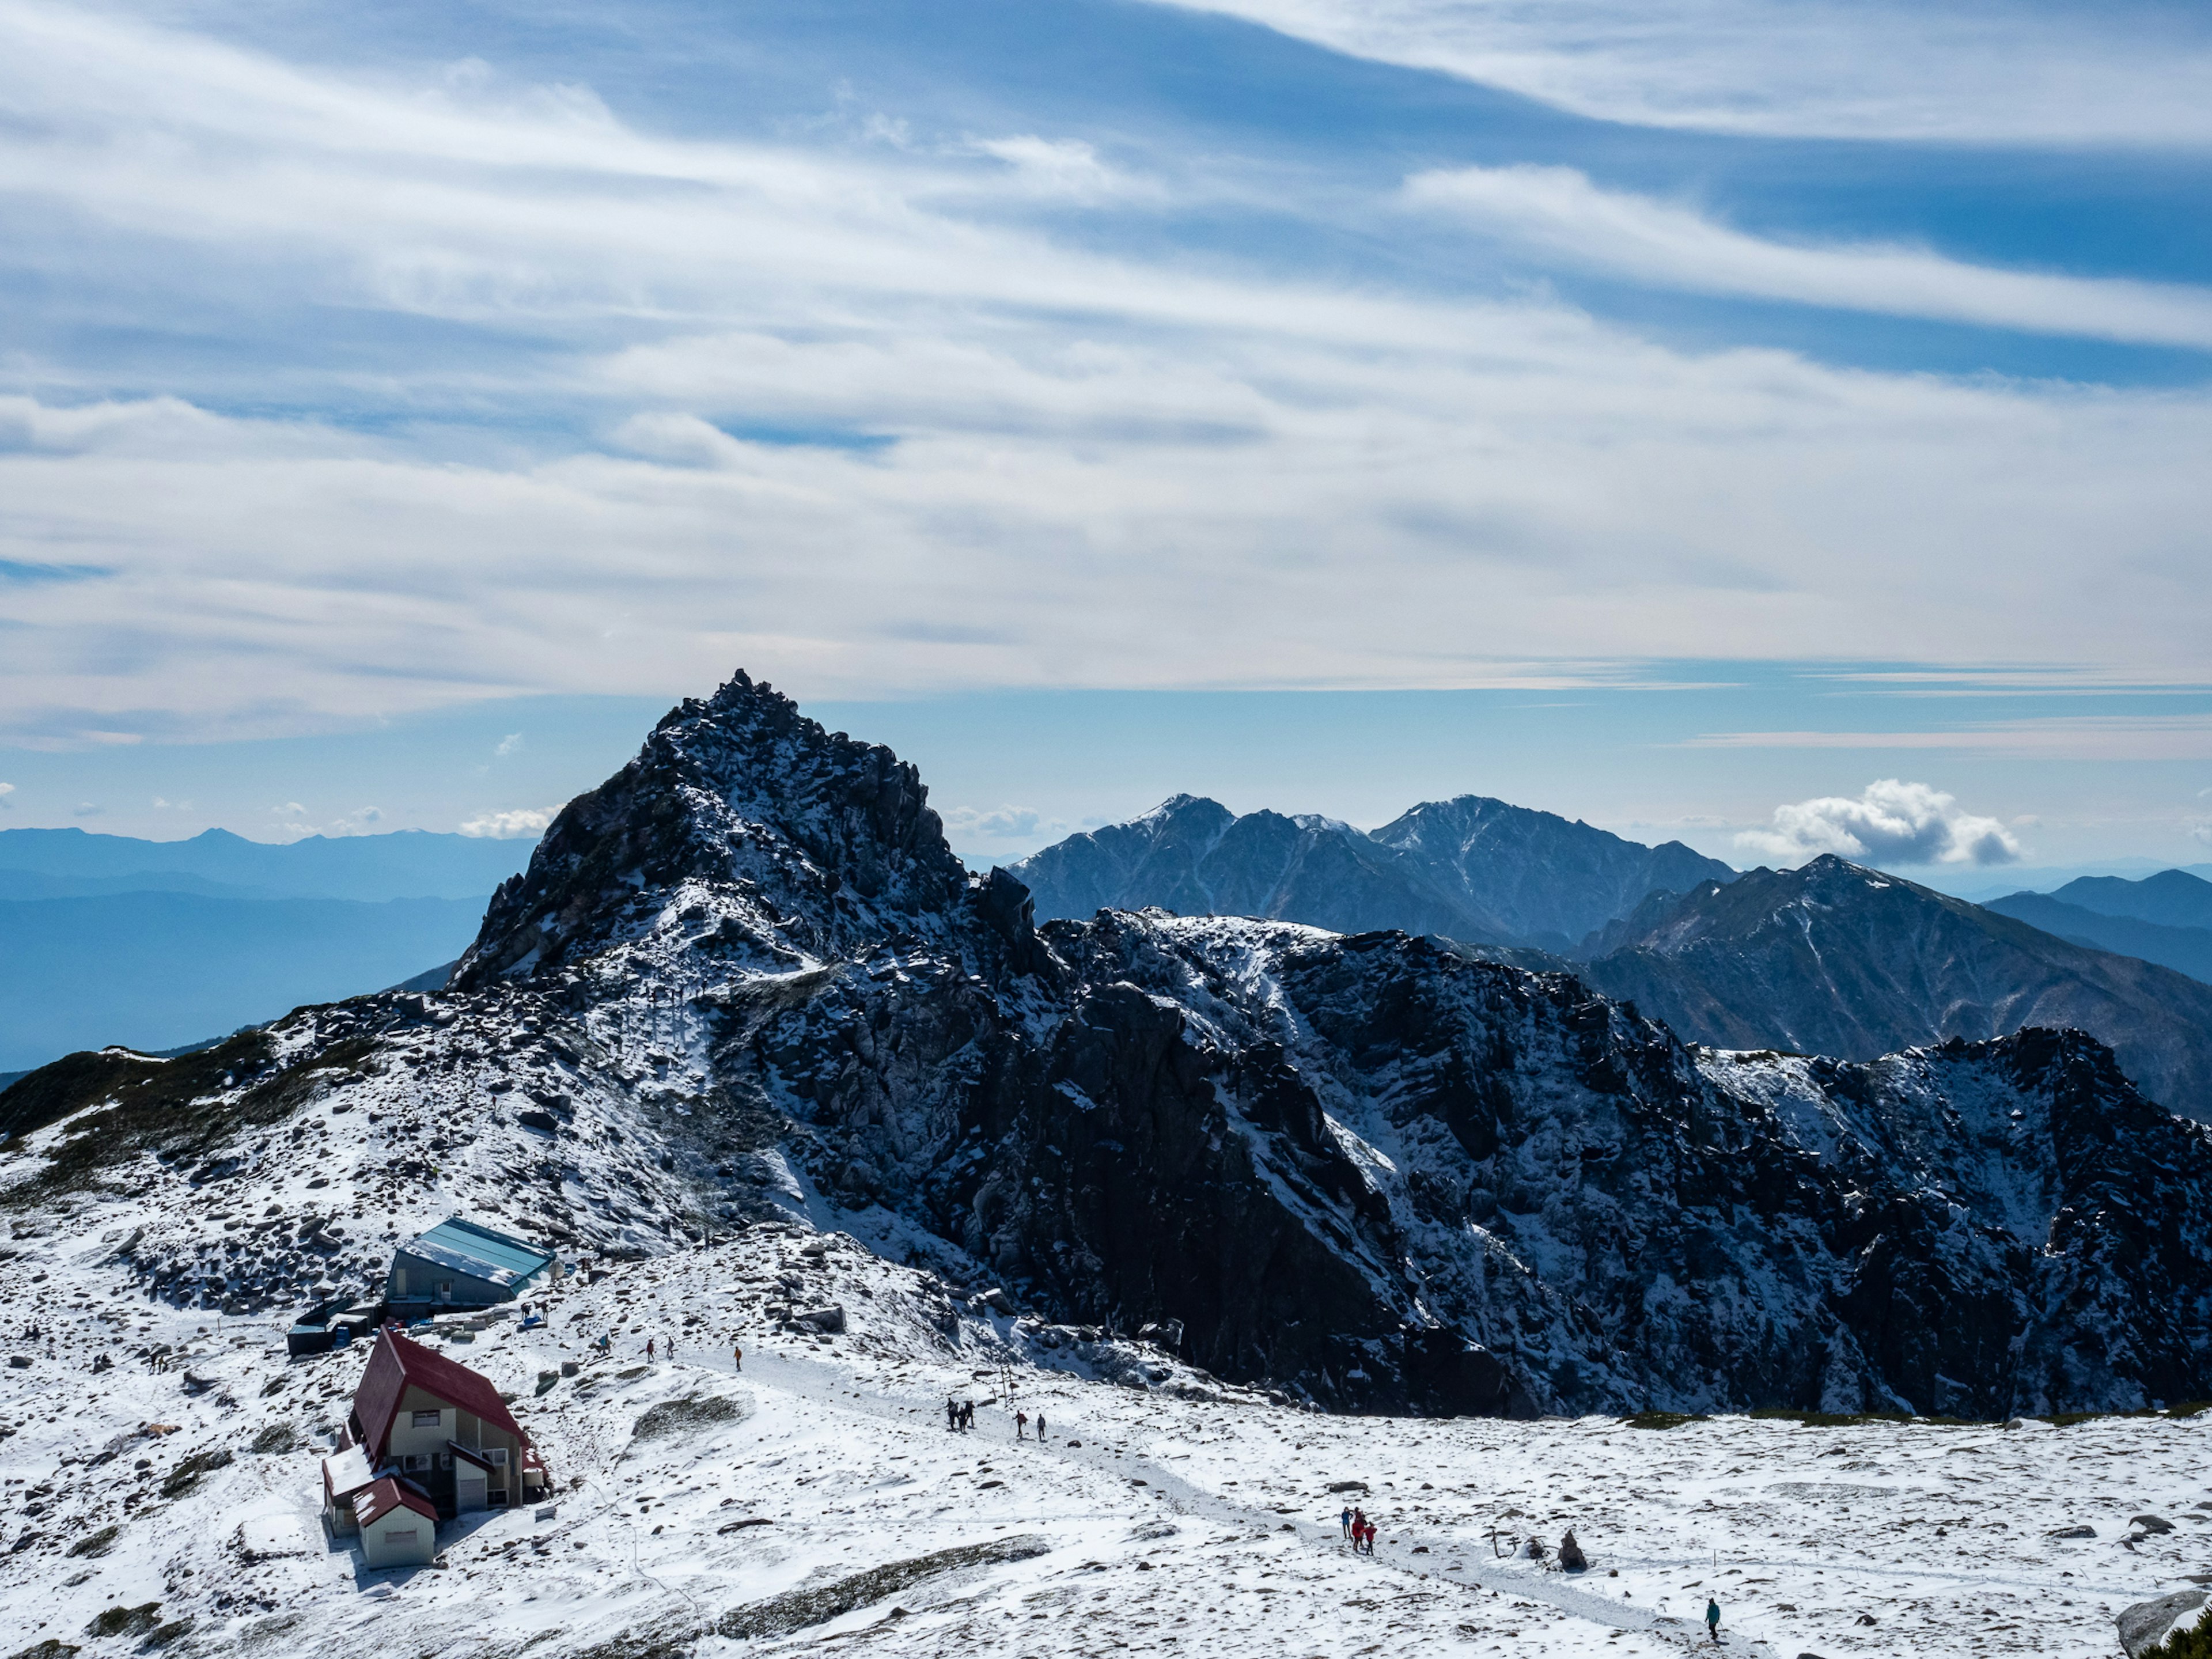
<box><xmin>16</xmin><ymin>671</ymin><xmax>2212</xmax><ymax>1419</ymax></box>
<box><xmin>1579</xmin><ymin>856</ymin><xmax>2212</xmax><ymax>1111</ymax></box>
<box><xmin>1009</xmin><ymin>793</ymin><xmax>1733</xmax><ymax>952</ymax></box>
<box><xmin>484</xmin><ymin>675</ymin><xmax>2212</xmax><ymax>1415</ymax></box>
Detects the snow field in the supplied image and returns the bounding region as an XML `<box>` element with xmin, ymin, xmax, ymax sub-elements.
<box><xmin>4</xmin><ymin>1216</ymin><xmax>2206</xmax><ymax>1658</ymax></box>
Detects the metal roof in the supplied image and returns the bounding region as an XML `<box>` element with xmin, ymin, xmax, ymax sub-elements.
<box><xmin>395</xmin><ymin>1215</ymin><xmax>554</xmax><ymax>1289</ymax></box>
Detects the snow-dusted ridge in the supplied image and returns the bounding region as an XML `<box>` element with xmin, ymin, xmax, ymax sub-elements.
<box><xmin>4</xmin><ymin>667</ymin><xmax>2212</xmax><ymax>1653</ymax></box>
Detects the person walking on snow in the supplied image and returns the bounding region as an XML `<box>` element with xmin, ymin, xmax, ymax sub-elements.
<box><xmin>947</xmin><ymin>1398</ymin><xmax>959</xmax><ymax>1431</ymax></box>
<box><xmin>1706</xmin><ymin>1598</ymin><xmax>1721</xmax><ymax>1643</ymax></box>
<box><xmin>646</xmin><ymin>1337</ymin><xmax>657</xmax><ymax>1362</ymax></box>
<box><xmin>1340</xmin><ymin>1506</ymin><xmax>1353</xmax><ymax>1538</ymax></box>
<box><xmin>732</xmin><ymin>1342</ymin><xmax>743</xmax><ymax>1372</ymax></box>
<box><xmin>1016</xmin><ymin>1411</ymin><xmax>1029</xmax><ymax>1439</ymax></box>
<box><xmin>1035</xmin><ymin>1412</ymin><xmax>1046</xmax><ymax>1442</ymax></box>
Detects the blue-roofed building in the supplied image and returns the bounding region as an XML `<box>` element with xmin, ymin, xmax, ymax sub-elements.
<box><xmin>386</xmin><ymin>1215</ymin><xmax>557</xmax><ymax>1313</ymax></box>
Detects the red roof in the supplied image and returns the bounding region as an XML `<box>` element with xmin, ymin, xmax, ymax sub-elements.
<box><xmin>354</xmin><ymin>1475</ymin><xmax>437</xmax><ymax>1529</ymax></box>
<box><xmin>352</xmin><ymin>1328</ymin><xmax>530</xmax><ymax>1463</ymax></box>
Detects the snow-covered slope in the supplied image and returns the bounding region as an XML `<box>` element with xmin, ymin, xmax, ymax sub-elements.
<box><xmin>1</xmin><ymin>1224</ymin><xmax>2206</xmax><ymax>1659</ymax></box>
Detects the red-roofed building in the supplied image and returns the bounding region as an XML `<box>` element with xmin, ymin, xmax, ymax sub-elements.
<box><xmin>353</xmin><ymin>1476</ymin><xmax>438</xmax><ymax>1568</ymax></box>
<box><xmin>334</xmin><ymin>1328</ymin><xmax>548</xmax><ymax>1527</ymax></box>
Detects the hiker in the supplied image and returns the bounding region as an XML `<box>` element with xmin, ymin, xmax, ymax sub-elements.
<box><xmin>1016</xmin><ymin>1411</ymin><xmax>1029</xmax><ymax>1440</ymax></box>
<box><xmin>1339</xmin><ymin>1506</ymin><xmax>1353</xmax><ymax>1537</ymax></box>
<box><xmin>1706</xmin><ymin>1598</ymin><xmax>1721</xmax><ymax>1643</ymax></box>
<box><xmin>946</xmin><ymin>1398</ymin><xmax>959</xmax><ymax>1431</ymax></box>
<box><xmin>646</xmin><ymin>1337</ymin><xmax>656</xmax><ymax>1362</ymax></box>
<box><xmin>1035</xmin><ymin>1412</ymin><xmax>1046</xmax><ymax>1441</ymax></box>
<box><xmin>733</xmin><ymin>1343</ymin><xmax>743</xmax><ymax>1372</ymax></box>
<box><xmin>1352</xmin><ymin>1506</ymin><xmax>1367</xmax><ymax>1543</ymax></box>
<box><xmin>964</xmin><ymin>1401</ymin><xmax>976</xmax><ymax>1431</ymax></box>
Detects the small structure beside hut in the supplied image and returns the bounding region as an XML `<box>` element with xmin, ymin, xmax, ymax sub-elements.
<box><xmin>321</xmin><ymin>1327</ymin><xmax>549</xmax><ymax>1566</ymax></box>
<box><xmin>385</xmin><ymin>1215</ymin><xmax>556</xmax><ymax>1315</ymax></box>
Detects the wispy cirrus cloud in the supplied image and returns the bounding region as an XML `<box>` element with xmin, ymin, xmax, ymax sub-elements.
<box><xmin>1150</xmin><ymin>0</ymin><xmax>2212</xmax><ymax>145</ymax></box>
<box><xmin>1690</xmin><ymin>715</ymin><xmax>2212</xmax><ymax>762</ymax></box>
<box><xmin>1</xmin><ymin>0</ymin><xmax>2210</xmax><ymax>756</ymax></box>
<box><xmin>1404</xmin><ymin>165</ymin><xmax>2212</xmax><ymax>350</ymax></box>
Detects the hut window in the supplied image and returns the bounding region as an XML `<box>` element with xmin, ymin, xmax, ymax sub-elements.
<box><xmin>385</xmin><ymin>1529</ymin><xmax>417</xmax><ymax>1546</ymax></box>
<box><xmin>412</xmin><ymin>1410</ymin><xmax>442</xmax><ymax>1427</ymax></box>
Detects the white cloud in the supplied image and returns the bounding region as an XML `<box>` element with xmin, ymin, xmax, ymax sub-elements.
<box><xmin>273</xmin><ymin>801</ymin><xmax>307</xmax><ymax>817</ymax></box>
<box><xmin>0</xmin><ymin>781</ymin><xmax>13</xmax><ymax>806</ymax></box>
<box><xmin>1148</xmin><ymin>0</ymin><xmax>2212</xmax><ymax>145</ymax></box>
<box><xmin>1403</xmin><ymin>165</ymin><xmax>2212</xmax><ymax>350</ymax></box>
<box><xmin>460</xmin><ymin>806</ymin><xmax>559</xmax><ymax>839</ymax></box>
<box><xmin>2191</xmin><ymin>820</ymin><xmax>2212</xmax><ymax>846</ymax></box>
<box><xmin>495</xmin><ymin>732</ymin><xmax>524</xmax><ymax>757</ymax></box>
<box><xmin>1738</xmin><ymin>779</ymin><xmax>2024</xmax><ymax>868</ymax></box>
<box><xmin>967</xmin><ymin>136</ymin><xmax>1153</xmax><ymax>202</ymax></box>
<box><xmin>942</xmin><ymin>804</ymin><xmax>1051</xmax><ymax>839</ymax></box>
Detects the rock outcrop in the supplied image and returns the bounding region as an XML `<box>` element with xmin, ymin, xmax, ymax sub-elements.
<box><xmin>8</xmin><ymin>671</ymin><xmax>2211</xmax><ymax>1419</ymax></box>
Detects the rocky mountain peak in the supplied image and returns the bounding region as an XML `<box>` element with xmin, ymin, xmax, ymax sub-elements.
<box><xmin>454</xmin><ymin>669</ymin><xmax>976</xmax><ymax>985</ymax></box>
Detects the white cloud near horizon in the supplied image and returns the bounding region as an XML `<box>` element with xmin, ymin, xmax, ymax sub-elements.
<box><xmin>1</xmin><ymin>3</ymin><xmax>2210</xmax><ymax>752</ymax></box>
<box><xmin>1404</xmin><ymin>165</ymin><xmax>2212</xmax><ymax>350</ymax></box>
<box><xmin>1152</xmin><ymin>0</ymin><xmax>2212</xmax><ymax>145</ymax></box>
<box><xmin>1739</xmin><ymin>780</ymin><xmax>2023</xmax><ymax>867</ymax></box>
<box><xmin>460</xmin><ymin>806</ymin><xmax>561</xmax><ymax>839</ymax></box>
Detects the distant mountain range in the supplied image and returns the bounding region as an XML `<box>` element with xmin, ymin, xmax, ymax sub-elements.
<box><xmin>1973</xmin><ymin>869</ymin><xmax>2212</xmax><ymax>986</ymax></box>
<box><xmin>1009</xmin><ymin>793</ymin><xmax>1734</xmax><ymax>952</ymax></box>
<box><xmin>0</xmin><ymin>827</ymin><xmax>534</xmax><ymax>1074</ymax></box>
<box><xmin>0</xmin><ymin>825</ymin><xmax>531</xmax><ymax>900</ymax></box>
<box><xmin>1578</xmin><ymin>856</ymin><xmax>2212</xmax><ymax>1110</ymax></box>
<box><xmin>1012</xmin><ymin>805</ymin><xmax>2212</xmax><ymax>1112</ymax></box>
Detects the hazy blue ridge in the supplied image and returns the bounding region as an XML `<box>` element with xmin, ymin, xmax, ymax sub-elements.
<box><xmin>1980</xmin><ymin>890</ymin><xmax>2212</xmax><ymax>986</ymax></box>
<box><xmin>2039</xmin><ymin>869</ymin><xmax>2212</xmax><ymax>932</ymax></box>
<box><xmin>0</xmin><ymin>891</ymin><xmax>486</xmax><ymax>1071</ymax></box>
<box><xmin>0</xmin><ymin>825</ymin><xmax>533</xmax><ymax>902</ymax></box>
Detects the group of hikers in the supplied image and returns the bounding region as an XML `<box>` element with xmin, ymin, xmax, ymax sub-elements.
<box><xmin>1339</xmin><ymin>1505</ymin><xmax>1379</xmax><ymax>1553</ymax></box>
<box><xmin>942</xmin><ymin>1397</ymin><xmax>1048</xmax><ymax>1439</ymax></box>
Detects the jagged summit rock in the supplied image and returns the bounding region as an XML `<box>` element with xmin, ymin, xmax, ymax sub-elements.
<box><xmin>1580</xmin><ymin>853</ymin><xmax>2212</xmax><ymax>1109</ymax></box>
<box><xmin>456</xmin><ymin>670</ymin><xmax>977</xmax><ymax>985</ymax></box>
<box><xmin>7</xmin><ymin>672</ymin><xmax>2211</xmax><ymax>1420</ymax></box>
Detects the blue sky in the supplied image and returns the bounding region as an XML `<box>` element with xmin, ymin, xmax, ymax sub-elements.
<box><xmin>2</xmin><ymin>0</ymin><xmax>2210</xmax><ymax>876</ymax></box>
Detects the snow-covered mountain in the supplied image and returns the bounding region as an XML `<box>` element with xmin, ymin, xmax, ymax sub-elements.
<box><xmin>1009</xmin><ymin>794</ymin><xmax>1734</xmax><ymax>952</ymax></box>
<box><xmin>6</xmin><ymin>672</ymin><xmax>2211</xmax><ymax>1425</ymax></box>
<box><xmin>1580</xmin><ymin>855</ymin><xmax>2212</xmax><ymax>1111</ymax></box>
